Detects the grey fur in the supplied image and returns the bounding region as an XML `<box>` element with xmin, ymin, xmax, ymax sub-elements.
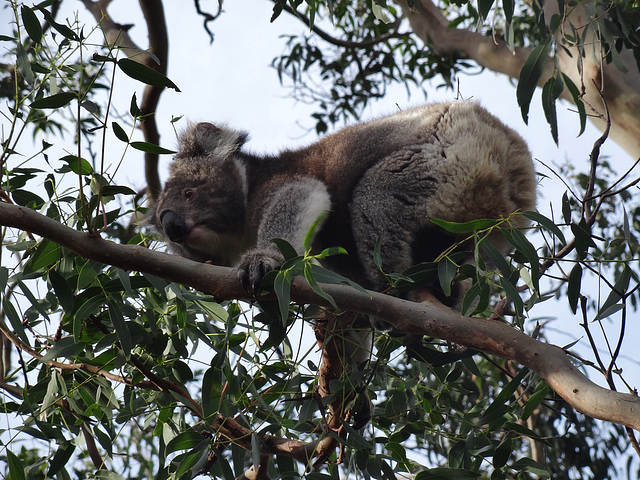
<box><xmin>150</xmin><ymin>101</ymin><xmax>536</xmax><ymax>296</ymax></box>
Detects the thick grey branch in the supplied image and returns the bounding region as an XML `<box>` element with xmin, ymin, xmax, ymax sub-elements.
<box><xmin>0</xmin><ymin>202</ymin><xmax>639</xmax><ymax>432</ymax></box>
<box><xmin>79</xmin><ymin>0</ymin><xmax>145</xmax><ymax>57</ymax></box>
<box><xmin>398</xmin><ymin>0</ymin><xmax>640</xmax><ymax>157</ymax></box>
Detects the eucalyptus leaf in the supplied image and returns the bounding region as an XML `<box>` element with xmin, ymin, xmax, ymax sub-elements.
<box><xmin>117</xmin><ymin>58</ymin><xmax>181</xmax><ymax>91</ymax></box>
<box><xmin>517</xmin><ymin>38</ymin><xmax>551</xmax><ymax>124</ymax></box>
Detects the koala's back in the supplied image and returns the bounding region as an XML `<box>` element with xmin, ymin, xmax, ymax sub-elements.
<box><xmin>239</xmin><ymin>101</ymin><xmax>536</xmax><ymax>287</ymax></box>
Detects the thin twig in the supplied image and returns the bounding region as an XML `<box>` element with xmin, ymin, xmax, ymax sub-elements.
<box><xmin>277</xmin><ymin>1</ymin><xmax>408</xmax><ymax>49</ymax></box>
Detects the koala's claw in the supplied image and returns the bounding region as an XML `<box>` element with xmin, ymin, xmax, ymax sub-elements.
<box><xmin>238</xmin><ymin>262</ymin><xmax>270</xmax><ymax>297</ymax></box>
<box><xmin>237</xmin><ymin>250</ymin><xmax>283</xmax><ymax>297</ymax></box>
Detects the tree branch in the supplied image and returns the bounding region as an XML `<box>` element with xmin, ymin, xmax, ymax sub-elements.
<box><xmin>399</xmin><ymin>0</ymin><xmax>547</xmax><ymax>83</ymax></box>
<box><xmin>79</xmin><ymin>0</ymin><xmax>145</xmax><ymax>57</ymax></box>
<box><xmin>0</xmin><ymin>202</ymin><xmax>638</xmax><ymax>432</ymax></box>
<box><xmin>137</xmin><ymin>0</ymin><xmax>169</xmax><ymax>200</ymax></box>
<box><xmin>279</xmin><ymin>2</ymin><xmax>409</xmax><ymax>49</ymax></box>
<box><xmin>397</xmin><ymin>0</ymin><xmax>640</xmax><ymax>157</ymax></box>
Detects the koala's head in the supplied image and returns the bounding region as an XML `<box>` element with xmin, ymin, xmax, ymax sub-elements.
<box><xmin>150</xmin><ymin>122</ymin><xmax>250</xmax><ymax>265</ymax></box>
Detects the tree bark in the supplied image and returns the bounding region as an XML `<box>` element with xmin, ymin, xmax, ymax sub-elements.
<box><xmin>399</xmin><ymin>0</ymin><xmax>640</xmax><ymax>158</ymax></box>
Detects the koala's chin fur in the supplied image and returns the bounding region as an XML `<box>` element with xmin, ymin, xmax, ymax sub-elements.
<box><xmin>150</xmin><ymin>101</ymin><xmax>536</xmax><ymax>429</ymax></box>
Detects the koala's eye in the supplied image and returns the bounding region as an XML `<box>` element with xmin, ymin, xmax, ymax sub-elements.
<box><xmin>183</xmin><ymin>188</ymin><xmax>194</xmax><ymax>200</ymax></box>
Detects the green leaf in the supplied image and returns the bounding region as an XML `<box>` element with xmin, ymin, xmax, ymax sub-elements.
<box><xmin>415</xmin><ymin>467</ymin><xmax>481</xmax><ymax>479</ymax></box>
<box><xmin>40</xmin><ymin>336</ymin><xmax>83</xmax><ymax>363</ymax></box>
<box><xmin>108</xmin><ymin>299</ymin><xmax>131</xmax><ymax>359</ymax></box>
<box><xmin>0</xmin><ymin>266</ymin><xmax>8</xmax><ymax>291</ymax></box>
<box><xmin>80</xmin><ymin>100</ymin><xmax>99</xmax><ymax>115</ymax></box>
<box><xmin>31</xmin><ymin>92</ymin><xmax>76</xmax><ymax>109</ymax></box>
<box><xmin>273</xmin><ymin>270</ymin><xmax>292</xmax><ymax>323</ymax></box>
<box><xmin>21</xmin><ymin>6</ymin><xmax>43</xmax><ymax>44</ymax></box>
<box><xmin>303</xmin><ymin>210</ymin><xmax>327</xmax><ymax>251</ymax></box>
<box><xmin>567</xmin><ymin>263</ymin><xmax>582</xmax><ymax>314</ymax></box>
<box><xmin>512</xmin><ymin>457</ymin><xmax>550</xmax><ymax>476</ymax></box>
<box><xmin>16</xmin><ymin>43</ymin><xmax>34</xmax><ymax>85</ymax></box>
<box><xmin>562</xmin><ymin>74</ymin><xmax>586</xmax><ymax>136</ymax></box>
<box><xmin>478</xmin><ymin>0</ymin><xmax>494</xmax><ymax>19</ymax></box>
<box><xmin>117</xmin><ymin>58</ymin><xmax>180</xmax><ymax>91</ymax></box>
<box><xmin>541</xmin><ymin>74</ymin><xmax>563</xmax><ymax>145</ymax></box>
<box><xmin>438</xmin><ymin>256</ymin><xmax>457</xmax><ymax>297</ymax></box>
<box><xmin>501</xmin><ymin>228</ymin><xmax>539</xmax><ymax>292</ymax></box>
<box><xmin>130</xmin><ymin>92</ymin><xmax>141</xmax><ymax>117</ymax></box>
<box><xmin>201</xmin><ymin>366</ymin><xmax>223</xmax><ymax>415</ymax></box>
<box><xmin>499</xmin><ymin>276</ymin><xmax>524</xmax><ymax>318</ymax></box>
<box><xmin>271</xmin><ymin>238</ymin><xmax>298</xmax><ymax>260</ymax></box>
<box><xmin>60</xmin><ymin>154</ymin><xmax>93</xmax><ymax>175</ymax></box>
<box><xmin>18</xmin><ymin>280</ymin><xmax>50</xmax><ymax>321</ymax></box>
<box><xmin>561</xmin><ymin>191</ymin><xmax>571</xmax><ymax>224</ymax></box>
<box><xmin>112</xmin><ymin>122</ymin><xmax>129</xmax><ymax>142</ymax></box>
<box><xmin>48</xmin><ymin>442</ymin><xmax>75</xmax><ymax>477</ymax></box>
<box><xmin>493</xmin><ymin>437</ymin><xmax>512</xmax><ymax>469</ymax></box>
<box><xmin>517</xmin><ymin>38</ymin><xmax>551</xmax><ymax>124</ymax></box>
<box><xmin>37</xmin><ymin>8</ymin><xmax>79</xmax><ymax>40</ymax></box>
<box><xmin>307</xmin><ymin>263</ymin><xmax>368</xmax><ymax>294</ymax></box>
<box><xmin>74</xmin><ymin>295</ymin><xmax>105</xmax><ymax>322</ymax></box>
<box><xmin>596</xmin><ymin>265</ymin><xmax>631</xmax><ymax>320</ymax></box>
<box><xmin>306</xmin><ymin>474</ymin><xmax>336</xmax><ymax>480</ymax></box>
<box><xmin>480</xmin><ymin>241</ymin><xmax>511</xmax><ymax>277</ymax></box>
<box><xmin>521</xmin><ymin>210</ymin><xmax>566</xmax><ymax>245</ymax></box>
<box><xmin>431</xmin><ymin>217</ymin><xmax>499</xmax><ymax>234</ymax></box>
<box><xmin>175</xmin><ymin>441</ymin><xmax>210</xmax><ymax>478</ymax></box>
<box><xmin>129</xmin><ymin>141</ymin><xmax>175</xmax><ymax>155</ymax></box>
<box><xmin>372</xmin><ymin>3</ymin><xmax>391</xmax><ymax>23</ymax></box>
<box><xmin>251</xmin><ymin>433</ymin><xmax>261</xmax><ymax>479</ymax></box>
<box><xmin>3</xmin><ymin>297</ymin><xmax>29</xmax><ymax>345</ymax></box>
<box><xmin>318</xmin><ymin>246</ymin><xmax>348</xmax><ymax>258</ymax></box>
<box><xmin>6</xmin><ymin>450</ymin><xmax>26</xmax><ymax>480</ymax></box>
<box><xmin>28</xmin><ymin>240</ymin><xmax>61</xmax><ymax>271</ymax></box>
<box><xmin>166</xmin><ymin>430</ymin><xmax>205</xmax><ymax>454</ymax></box>
<box><xmin>11</xmin><ymin>189</ymin><xmax>45</xmax><ymax>208</ymax></box>
<box><xmin>503</xmin><ymin>0</ymin><xmax>514</xmax><ymax>23</ymax></box>
<box><xmin>570</xmin><ymin>220</ymin><xmax>594</xmax><ymax>261</ymax></box>
<box><xmin>101</xmin><ymin>185</ymin><xmax>137</xmax><ymax>196</ymax></box>
<box><xmin>304</xmin><ymin>263</ymin><xmax>337</xmax><ymax>309</ymax></box>
<box><xmin>94</xmin><ymin>470</ymin><xmax>126</xmax><ymax>480</ymax></box>
<box><xmin>480</xmin><ymin>367</ymin><xmax>529</xmax><ymax>423</ymax></box>
<box><xmin>522</xmin><ymin>381</ymin><xmax>550</xmax><ymax>420</ymax></box>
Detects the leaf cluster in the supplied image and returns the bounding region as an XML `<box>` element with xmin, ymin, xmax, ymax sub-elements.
<box><xmin>271</xmin><ymin>1</ymin><xmax>467</xmax><ymax>133</ymax></box>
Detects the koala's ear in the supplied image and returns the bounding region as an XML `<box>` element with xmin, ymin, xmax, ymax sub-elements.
<box><xmin>178</xmin><ymin>122</ymin><xmax>248</xmax><ymax>159</ymax></box>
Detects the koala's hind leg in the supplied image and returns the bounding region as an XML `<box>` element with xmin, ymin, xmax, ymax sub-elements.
<box><xmin>312</xmin><ymin>310</ymin><xmax>373</xmax><ymax>462</ymax></box>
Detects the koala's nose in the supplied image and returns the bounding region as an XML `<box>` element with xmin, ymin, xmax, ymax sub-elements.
<box><xmin>161</xmin><ymin>211</ymin><xmax>188</xmax><ymax>243</ymax></box>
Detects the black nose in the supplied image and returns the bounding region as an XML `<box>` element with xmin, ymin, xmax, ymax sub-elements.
<box><xmin>161</xmin><ymin>211</ymin><xmax>188</xmax><ymax>243</ymax></box>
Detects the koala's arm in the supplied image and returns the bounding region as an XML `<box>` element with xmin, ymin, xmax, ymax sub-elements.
<box><xmin>238</xmin><ymin>178</ymin><xmax>331</xmax><ymax>294</ymax></box>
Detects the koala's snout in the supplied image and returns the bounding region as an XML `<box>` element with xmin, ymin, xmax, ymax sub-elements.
<box><xmin>161</xmin><ymin>211</ymin><xmax>189</xmax><ymax>243</ymax></box>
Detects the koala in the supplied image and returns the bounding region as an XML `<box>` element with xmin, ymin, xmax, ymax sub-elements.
<box><xmin>151</xmin><ymin>101</ymin><xmax>536</xmax><ymax>298</ymax></box>
<box><xmin>150</xmin><ymin>101</ymin><xmax>536</xmax><ymax>432</ymax></box>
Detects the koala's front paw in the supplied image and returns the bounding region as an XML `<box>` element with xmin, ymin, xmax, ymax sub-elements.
<box><xmin>237</xmin><ymin>249</ymin><xmax>284</xmax><ymax>296</ymax></box>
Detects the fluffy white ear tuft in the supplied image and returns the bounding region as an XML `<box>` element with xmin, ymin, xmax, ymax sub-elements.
<box><xmin>176</xmin><ymin>122</ymin><xmax>249</xmax><ymax>161</ymax></box>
